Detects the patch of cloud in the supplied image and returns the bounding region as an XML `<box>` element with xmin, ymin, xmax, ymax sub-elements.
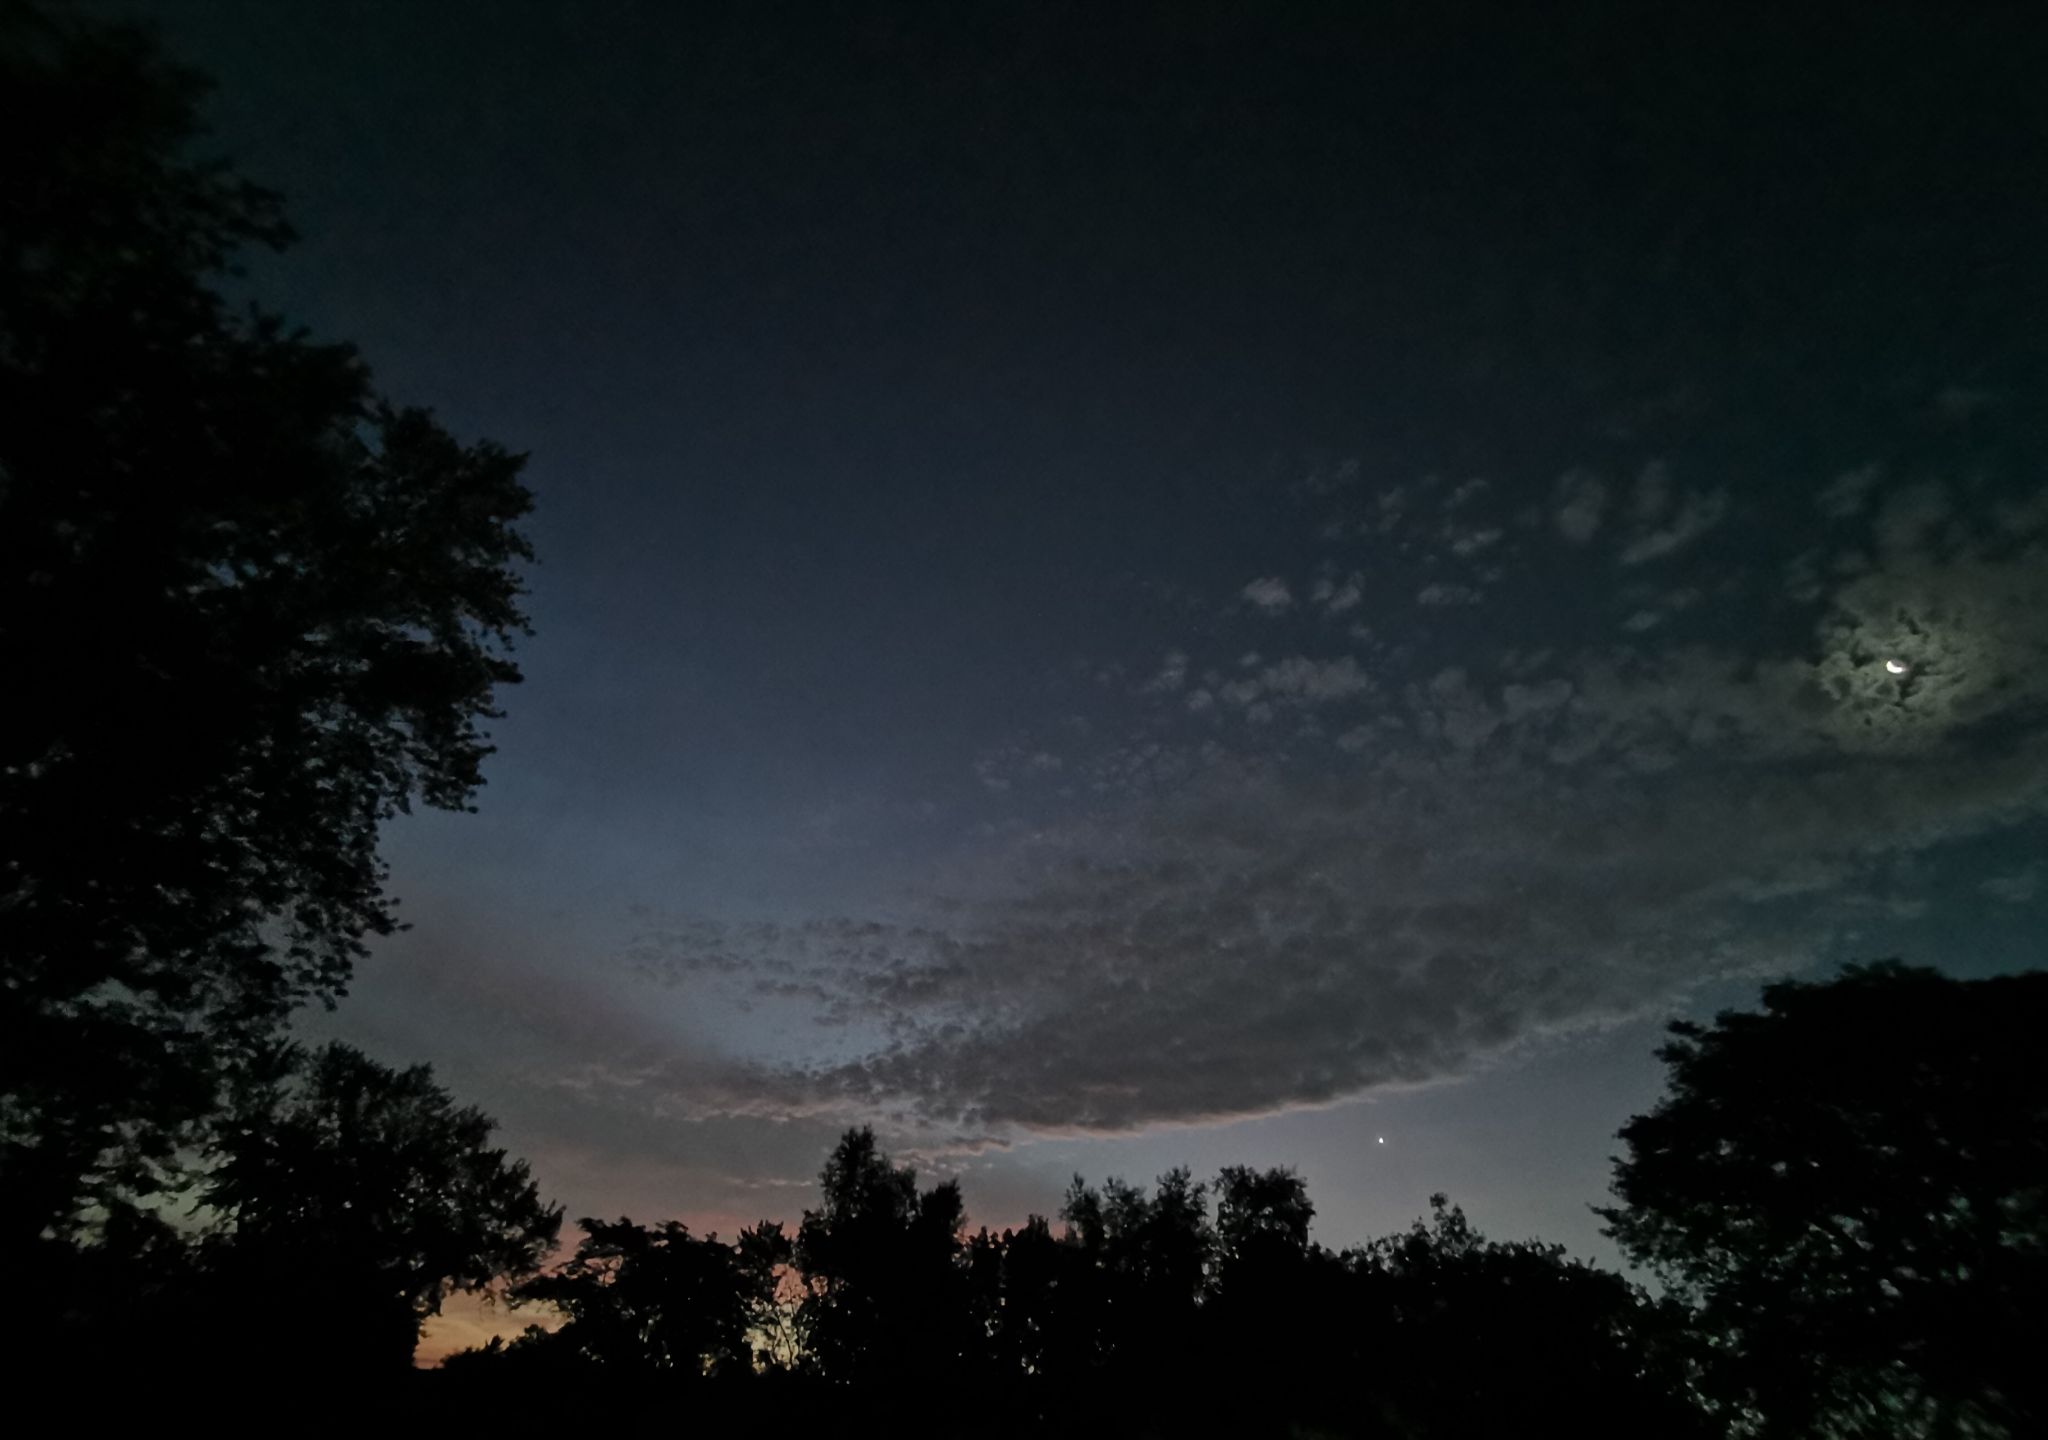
<box><xmin>1808</xmin><ymin>545</ymin><xmax>2048</xmax><ymax>749</ymax></box>
<box><xmin>972</xmin><ymin>743</ymin><xmax>1072</xmax><ymax>795</ymax></box>
<box><xmin>1553</xmin><ymin>470</ymin><xmax>1608</xmax><ymax>544</ymax></box>
<box><xmin>1784</xmin><ymin>551</ymin><xmax>1827</xmax><ymax>603</ymax></box>
<box><xmin>1629</xmin><ymin>461</ymin><xmax>1675</xmax><ymax>524</ymax></box>
<box><xmin>1618</xmin><ymin>483</ymin><xmax>1728</xmax><ymax>566</ymax></box>
<box><xmin>1817</xmin><ymin>466</ymin><xmax>1880</xmax><ymax>519</ymax></box>
<box><xmin>1242</xmin><ymin>576</ymin><xmax>1294</xmax><ymax>613</ymax></box>
<box><xmin>1446</xmin><ymin>478</ymin><xmax>1491</xmax><ymax>511</ymax></box>
<box><xmin>1256</xmin><ymin>655</ymin><xmax>1373</xmax><ymax>705</ymax></box>
<box><xmin>1873</xmin><ymin>483</ymin><xmax>1952</xmax><ymax>558</ymax></box>
<box><xmin>1142</xmin><ymin>649</ymin><xmax>1189</xmax><ymax>693</ymax></box>
<box><xmin>1312</xmin><ymin>570</ymin><xmax>1365</xmax><ymax>615</ymax></box>
<box><xmin>1409</xmin><ymin>667</ymin><xmax>1503</xmax><ymax>751</ymax></box>
<box><xmin>1371</xmin><ymin>487</ymin><xmax>1408</xmax><ymax>535</ymax></box>
<box><xmin>1416</xmin><ymin>582</ymin><xmax>1483</xmax><ymax>607</ymax></box>
<box><xmin>1298</xmin><ymin>457</ymin><xmax>1362</xmax><ymax>496</ymax></box>
<box><xmin>1500</xmin><ymin>679</ymin><xmax>1573</xmax><ymax>723</ymax></box>
<box><xmin>1070</xmin><ymin>738</ymin><xmax>1228</xmax><ymax>800</ymax></box>
<box><xmin>1980</xmin><ymin>867</ymin><xmax>2039</xmax><ymax>904</ymax></box>
<box><xmin>1934</xmin><ymin>385</ymin><xmax>1996</xmax><ymax>422</ymax></box>
<box><xmin>1993</xmin><ymin>485</ymin><xmax>2048</xmax><ymax>538</ymax></box>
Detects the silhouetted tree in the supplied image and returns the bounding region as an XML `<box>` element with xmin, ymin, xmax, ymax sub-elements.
<box><xmin>198</xmin><ymin>1042</ymin><xmax>560</xmax><ymax>1371</ymax></box>
<box><xmin>0</xmin><ymin>0</ymin><xmax>536</xmax><ymax>1245</ymax></box>
<box><xmin>1348</xmin><ymin>1193</ymin><xmax>1708</xmax><ymax>1438</ymax></box>
<box><xmin>1059</xmin><ymin>1167</ymin><xmax>1214</xmax><ymax>1378</ymax></box>
<box><xmin>983</xmin><ymin>1213</ymin><xmax>1093</xmax><ymax>1384</ymax></box>
<box><xmin>1213</xmin><ymin>1164</ymin><xmax>1315</xmax><ymax>1265</ymax></box>
<box><xmin>1601</xmin><ymin>962</ymin><xmax>2048</xmax><ymax>1437</ymax></box>
<box><xmin>1209</xmin><ymin>1165</ymin><xmax>1332</xmax><ymax>1388</ymax></box>
<box><xmin>418</xmin><ymin>1129</ymin><xmax>1733</xmax><ymax>1435</ymax></box>
<box><xmin>794</xmin><ymin>1127</ymin><xmax>972</xmax><ymax>1382</ymax></box>
<box><xmin>507</xmin><ymin>1216</ymin><xmax>789</xmax><ymax>1374</ymax></box>
<box><xmin>964</xmin><ymin>1223</ymin><xmax>1007</xmax><ymax>1371</ymax></box>
<box><xmin>28</xmin><ymin>1194</ymin><xmax>203</xmax><ymax>1367</ymax></box>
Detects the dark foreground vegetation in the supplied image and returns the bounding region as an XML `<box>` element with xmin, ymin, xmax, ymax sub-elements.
<box><xmin>20</xmin><ymin>962</ymin><xmax>2047</xmax><ymax>1439</ymax></box>
<box><xmin>446</xmin><ymin>1136</ymin><xmax>1708</xmax><ymax>1438</ymax></box>
<box><xmin>445</xmin><ymin>964</ymin><xmax>2048</xmax><ymax>1440</ymax></box>
<box><xmin>4</xmin><ymin>6</ymin><xmax>2044</xmax><ymax>1435</ymax></box>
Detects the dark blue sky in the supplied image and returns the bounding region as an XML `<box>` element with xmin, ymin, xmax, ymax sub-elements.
<box><xmin>114</xmin><ymin>0</ymin><xmax>2048</xmax><ymax>1356</ymax></box>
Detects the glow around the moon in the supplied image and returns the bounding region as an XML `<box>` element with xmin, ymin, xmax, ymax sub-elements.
<box><xmin>1885</xmin><ymin>659</ymin><xmax>1909</xmax><ymax>675</ymax></box>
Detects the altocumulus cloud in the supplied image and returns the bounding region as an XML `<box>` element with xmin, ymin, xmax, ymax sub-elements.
<box><xmin>620</xmin><ymin>462</ymin><xmax>2048</xmax><ymax>1142</ymax></box>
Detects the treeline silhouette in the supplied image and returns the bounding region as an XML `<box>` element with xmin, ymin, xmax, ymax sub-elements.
<box><xmin>443</xmin><ymin>1130</ymin><xmax>1706</xmax><ymax>1438</ymax></box>
<box><xmin>426</xmin><ymin>967</ymin><xmax>2046</xmax><ymax>1438</ymax></box>
<box><xmin>23</xmin><ymin>963</ymin><xmax>2045</xmax><ymax>1436</ymax></box>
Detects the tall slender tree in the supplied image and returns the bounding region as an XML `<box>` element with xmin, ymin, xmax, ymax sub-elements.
<box><xmin>794</xmin><ymin>1128</ymin><xmax>972</xmax><ymax>1382</ymax></box>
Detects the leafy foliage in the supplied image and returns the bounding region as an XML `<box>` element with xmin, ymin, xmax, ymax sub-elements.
<box><xmin>1600</xmin><ymin>962</ymin><xmax>2048</xmax><ymax>1436</ymax></box>
<box><xmin>456</xmin><ymin>1132</ymin><xmax>1708</xmax><ymax>1437</ymax></box>
<box><xmin>0</xmin><ymin>0</ymin><xmax>536</xmax><ymax>1240</ymax></box>
<box><xmin>507</xmin><ymin>1216</ymin><xmax>789</xmax><ymax>1374</ymax></box>
<box><xmin>793</xmin><ymin>1126</ymin><xmax>974</xmax><ymax>1382</ymax></box>
<box><xmin>1349</xmin><ymin>1195</ymin><xmax>1707</xmax><ymax>1437</ymax></box>
<box><xmin>1058</xmin><ymin>1166</ymin><xmax>1214</xmax><ymax>1376</ymax></box>
<box><xmin>198</xmin><ymin>1043</ymin><xmax>561</xmax><ymax>1370</ymax></box>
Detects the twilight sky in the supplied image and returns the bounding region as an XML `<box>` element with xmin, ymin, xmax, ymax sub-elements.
<box><xmin>117</xmin><ymin>0</ymin><xmax>2046</xmax><ymax>1355</ymax></box>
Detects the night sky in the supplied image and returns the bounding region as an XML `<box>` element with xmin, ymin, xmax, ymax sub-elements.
<box><xmin>114</xmin><ymin>1</ymin><xmax>2048</xmax><ymax>1358</ymax></box>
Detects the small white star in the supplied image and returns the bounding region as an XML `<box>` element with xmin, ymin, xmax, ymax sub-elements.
<box><xmin>1377</xmin><ymin>1136</ymin><xmax>1386</xmax><ymax>1144</ymax></box>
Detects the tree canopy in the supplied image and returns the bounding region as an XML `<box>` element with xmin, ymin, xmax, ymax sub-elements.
<box><xmin>501</xmin><ymin>1216</ymin><xmax>789</xmax><ymax>1375</ymax></box>
<box><xmin>1349</xmin><ymin>1194</ymin><xmax>1705</xmax><ymax>1436</ymax></box>
<box><xmin>0</xmin><ymin>0</ymin><xmax>536</xmax><ymax>1243</ymax></box>
<box><xmin>1600</xmin><ymin>962</ymin><xmax>2048</xmax><ymax>1437</ymax></box>
<box><xmin>445</xmin><ymin>1130</ymin><xmax>1708</xmax><ymax>1438</ymax></box>
<box><xmin>25</xmin><ymin>1040</ymin><xmax>560</xmax><ymax>1376</ymax></box>
<box><xmin>794</xmin><ymin>1126</ymin><xmax>974</xmax><ymax>1383</ymax></box>
<box><xmin>198</xmin><ymin>1043</ymin><xmax>561</xmax><ymax>1370</ymax></box>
